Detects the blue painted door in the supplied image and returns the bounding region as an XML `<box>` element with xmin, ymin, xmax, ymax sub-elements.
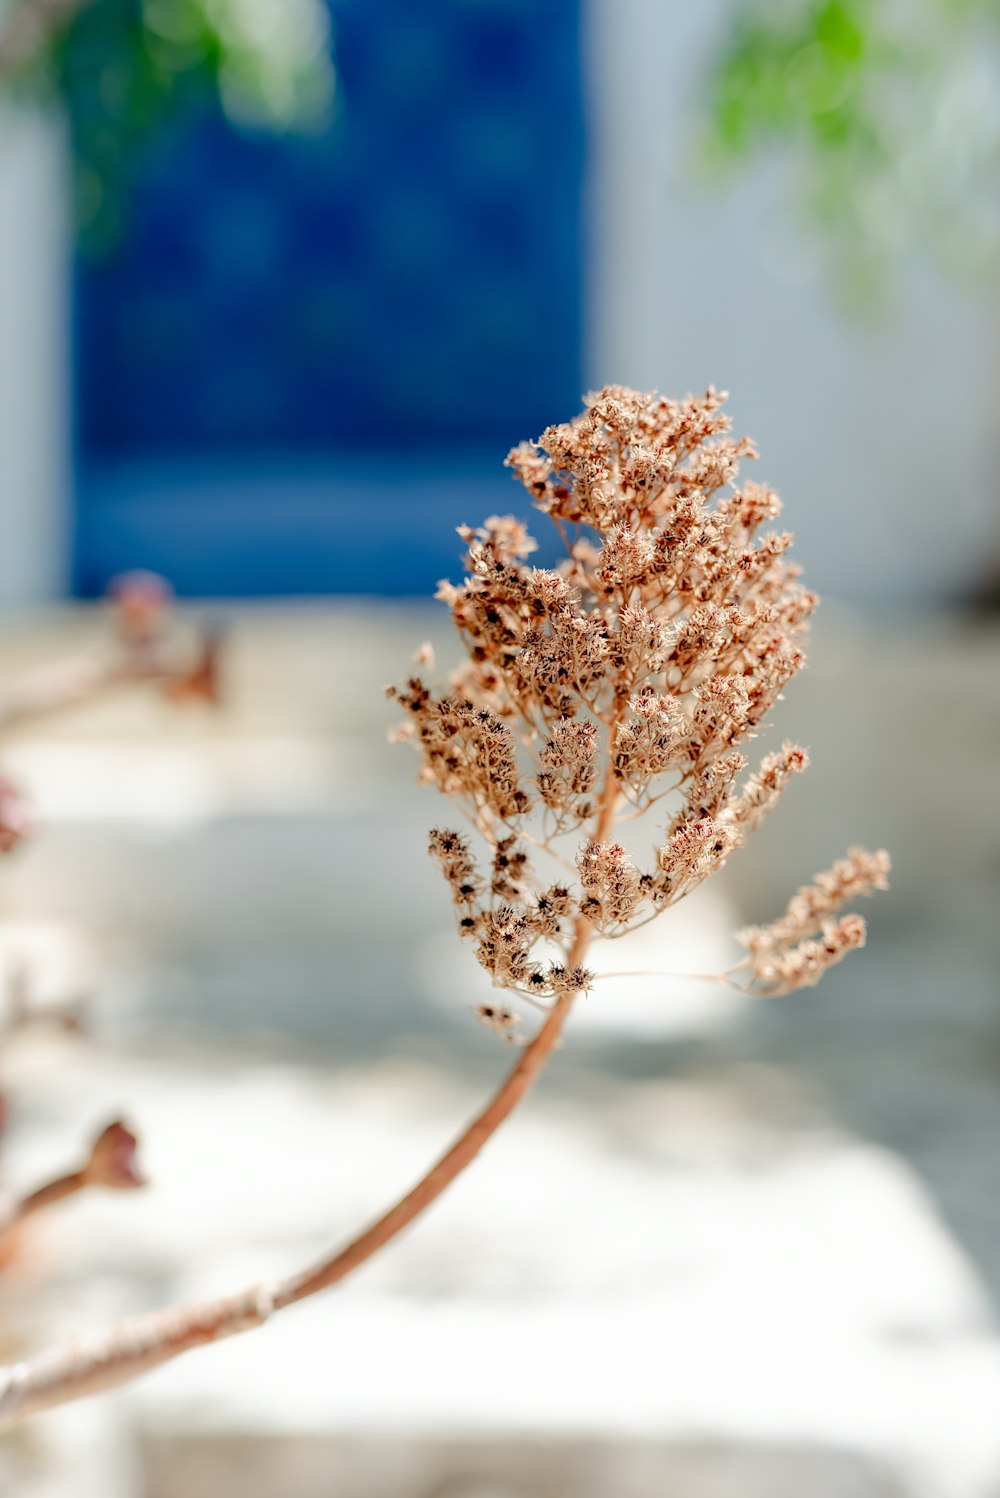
<box><xmin>72</xmin><ymin>0</ymin><xmax>585</xmax><ymax>596</ymax></box>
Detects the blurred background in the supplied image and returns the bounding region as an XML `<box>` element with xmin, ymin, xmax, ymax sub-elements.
<box><xmin>0</xmin><ymin>1</ymin><xmax>998</xmax><ymax>1494</ymax></box>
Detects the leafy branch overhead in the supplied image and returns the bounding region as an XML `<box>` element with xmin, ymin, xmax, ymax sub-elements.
<box><xmin>0</xmin><ymin>0</ymin><xmax>335</xmax><ymax>249</ymax></box>
<box><xmin>704</xmin><ymin>0</ymin><xmax>1000</xmax><ymax>298</ymax></box>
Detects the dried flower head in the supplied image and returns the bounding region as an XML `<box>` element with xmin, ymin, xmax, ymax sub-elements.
<box><xmin>81</xmin><ymin>1121</ymin><xmax>145</xmax><ymax>1191</ymax></box>
<box><xmin>109</xmin><ymin>570</ymin><xmax>173</xmax><ymax>652</ymax></box>
<box><xmin>162</xmin><ymin>624</ymin><xmax>224</xmax><ymax>706</ymax></box>
<box><xmin>392</xmin><ymin>385</ymin><xmax>888</xmax><ymax>1032</ymax></box>
<box><xmin>473</xmin><ymin>1001</ymin><xmax>522</xmax><ymax>1042</ymax></box>
<box><xmin>0</xmin><ymin>776</ymin><xmax>32</xmax><ymax>855</ymax></box>
<box><xmin>738</xmin><ymin>847</ymin><xmax>890</xmax><ymax>994</ymax></box>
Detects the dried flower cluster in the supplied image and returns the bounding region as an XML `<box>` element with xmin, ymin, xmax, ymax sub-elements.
<box><xmin>0</xmin><ymin>775</ymin><xmax>31</xmax><ymax>855</ymax></box>
<box><xmin>738</xmin><ymin>846</ymin><xmax>891</xmax><ymax>995</ymax></box>
<box><xmin>0</xmin><ymin>387</ymin><xmax>891</xmax><ymax>1431</ymax></box>
<box><xmin>391</xmin><ymin>385</ymin><xmax>889</xmax><ymax>1035</ymax></box>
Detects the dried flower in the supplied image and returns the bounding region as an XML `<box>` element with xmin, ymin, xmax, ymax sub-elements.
<box><xmin>725</xmin><ymin>741</ymin><xmax>809</xmax><ymax>840</ymax></box>
<box><xmin>392</xmin><ymin>385</ymin><xmax>888</xmax><ymax>1032</ymax></box>
<box><xmin>81</xmin><ymin>1121</ymin><xmax>145</xmax><ymax>1191</ymax></box>
<box><xmin>578</xmin><ymin>839</ymin><xmax>641</xmax><ymax>931</ymax></box>
<box><xmin>739</xmin><ymin>847</ymin><xmax>891</xmax><ymax>991</ymax></box>
<box><xmin>745</xmin><ymin>913</ymin><xmax>870</xmax><ymax>997</ymax></box>
<box><xmin>473</xmin><ymin>1002</ymin><xmax>522</xmax><ymax>1042</ymax></box>
<box><xmin>537</xmin><ymin>718</ymin><xmax>598</xmax><ymax>823</ymax></box>
<box><xmin>108</xmin><ymin>571</ymin><xmax>173</xmax><ymax>653</ymax></box>
<box><xmin>0</xmin><ymin>776</ymin><xmax>32</xmax><ymax>855</ymax></box>
<box><xmin>428</xmin><ymin>828</ymin><xmax>481</xmax><ymax>911</ymax></box>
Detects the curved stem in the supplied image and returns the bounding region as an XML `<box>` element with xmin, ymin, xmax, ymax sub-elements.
<box><xmin>0</xmin><ymin>653</ymin><xmax>191</xmax><ymax>737</ymax></box>
<box><xmin>278</xmin><ymin>981</ymin><xmax>579</xmax><ymax>1310</ymax></box>
<box><xmin>0</xmin><ymin>742</ymin><xmax>623</xmax><ymax>1430</ymax></box>
<box><xmin>0</xmin><ymin>988</ymin><xmax>580</xmax><ymax>1426</ymax></box>
<box><xmin>594</xmin><ymin>967</ymin><xmax>738</xmax><ymax>986</ymax></box>
<box><xmin>0</xmin><ymin>1171</ymin><xmax>86</xmax><ymax>1246</ymax></box>
<box><xmin>0</xmin><ymin>658</ymin><xmax>149</xmax><ymax>736</ymax></box>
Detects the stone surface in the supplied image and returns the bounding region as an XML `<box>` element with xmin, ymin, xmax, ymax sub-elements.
<box><xmin>139</xmin><ymin>1435</ymin><xmax>906</xmax><ymax>1498</ymax></box>
<box><xmin>0</xmin><ymin>603</ymin><xmax>997</xmax><ymax>1497</ymax></box>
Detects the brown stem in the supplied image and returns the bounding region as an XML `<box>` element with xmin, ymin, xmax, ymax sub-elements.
<box><xmin>0</xmin><ymin>631</ymin><xmax>221</xmax><ymax>737</ymax></box>
<box><xmin>0</xmin><ymin>656</ymin><xmax>162</xmax><ymax>736</ymax></box>
<box><xmin>0</xmin><ymin>987</ymin><xmax>581</xmax><ymax>1426</ymax></box>
<box><xmin>0</xmin><ymin>1120</ymin><xmax>144</xmax><ymax>1254</ymax></box>
<box><xmin>0</xmin><ymin>742</ymin><xmax>623</xmax><ymax>1429</ymax></box>
<box><xmin>1</xmin><ymin>1169</ymin><xmax>86</xmax><ymax>1240</ymax></box>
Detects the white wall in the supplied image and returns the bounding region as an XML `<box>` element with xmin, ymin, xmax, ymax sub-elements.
<box><xmin>1</xmin><ymin>8</ymin><xmax>998</xmax><ymax>609</ymax></box>
<box><xmin>585</xmin><ymin>0</ymin><xmax>999</xmax><ymax>604</ymax></box>
<box><xmin>0</xmin><ymin>102</ymin><xmax>71</xmax><ymax>608</ymax></box>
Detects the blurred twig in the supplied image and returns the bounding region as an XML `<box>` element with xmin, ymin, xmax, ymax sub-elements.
<box><xmin>0</xmin><ymin>576</ymin><xmax>221</xmax><ymax>737</ymax></box>
<box><xmin>0</xmin><ymin>1119</ymin><xmax>143</xmax><ymax>1250</ymax></box>
<box><xmin>0</xmin><ymin>641</ymin><xmax>220</xmax><ymax>735</ymax></box>
<box><xmin>0</xmin><ymin>654</ymin><xmax>172</xmax><ymax>736</ymax></box>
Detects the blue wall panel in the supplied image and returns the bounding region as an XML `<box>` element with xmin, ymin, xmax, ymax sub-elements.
<box><xmin>73</xmin><ymin>0</ymin><xmax>585</xmax><ymax>595</ymax></box>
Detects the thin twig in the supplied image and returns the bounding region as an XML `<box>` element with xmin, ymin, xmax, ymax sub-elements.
<box><xmin>0</xmin><ymin>1121</ymin><xmax>144</xmax><ymax>1254</ymax></box>
<box><xmin>594</xmin><ymin>967</ymin><xmax>739</xmax><ymax>987</ymax></box>
<box><xmin>0</xmin><ymin>657</ymin><xmax>162</xmax><ymax>736</ymax></box>
<box><xmin>0</xmin><ymin>1168</ymin><xmax>87</xmax><ymax>1240</ymax></box>
<box><xmin>0</xmin><ymin>630</ymin><xmax>220</xmax><ymax>737</ymax></box>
